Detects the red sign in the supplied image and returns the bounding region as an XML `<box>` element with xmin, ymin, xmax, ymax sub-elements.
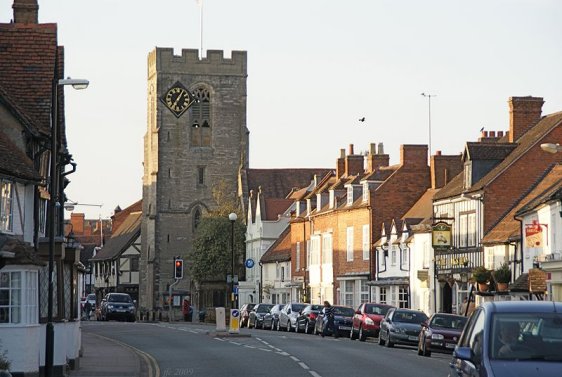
<box><xmin>525</xmin><ymin>220</ymin><xmax>547</xmax><ymax>248</ymax></box>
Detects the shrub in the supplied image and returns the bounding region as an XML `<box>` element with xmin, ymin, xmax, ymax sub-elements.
<box><xmin>472</xmin><ymin>266</ymin><xmax>491</xmax><ymax>283</ymax></box>
<box><xmin>494</xmin><ymin>262</ymin><xmax>511</xmax><ymax>283</ymax></box>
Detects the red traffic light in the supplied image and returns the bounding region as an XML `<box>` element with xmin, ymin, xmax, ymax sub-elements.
<box><xmin>174</xmin><ymin>258</ymin><xmax>184</xmax><ymax>279</ymax></box>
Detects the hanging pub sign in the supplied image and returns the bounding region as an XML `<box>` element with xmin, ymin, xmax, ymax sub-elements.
<box><xmin>525</xmin><ymin>219</ymin><xmax>547</xmax><ymax>248</ymax></box>
<box><xmin>432</xmin><ymin>221</ymin><xmax>452</xmax><ymax>250</ymax></box>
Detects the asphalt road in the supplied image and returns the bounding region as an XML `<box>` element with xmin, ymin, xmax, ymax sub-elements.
<box><xmin>82</xmin><ymin>321</ymin><xmax>452</xmax><ymax>377</ymax></box>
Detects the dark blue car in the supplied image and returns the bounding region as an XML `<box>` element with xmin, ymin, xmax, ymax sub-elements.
<box><xmin>450</xmin><ymin>301</ymin><xmax>562</xmax><ymax>377</ymax></box>
<box><xmin>314</xmin><ymin>305</ymin><xmax>355</xmax><ymax>337</ymax></box>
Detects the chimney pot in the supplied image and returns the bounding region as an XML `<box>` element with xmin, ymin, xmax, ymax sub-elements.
<box><xmin>349</xmin><ymin>144</ymin><xmax>354</xmax><ymax>155</ymax></box>
<box><xmin>489</xmin><ymin>131</ymin><xmax>496</xmax><ymax>138</ymax></box>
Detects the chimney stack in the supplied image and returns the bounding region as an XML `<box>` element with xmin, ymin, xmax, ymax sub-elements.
<box><xmin>344</xmin><ymin>144</ymin><xmax>364</xmax><ymax>176</ymax></box>
<box><xmin>13</xmin><ymin>0</ymin><xmax>39</xmax><ymax>24</ymax></box>
<box><xmin>70</xmin><ymin>213</ymin><xmax>85</xmax><ymax>235</ymax></box>
<box><xmin>400</xmin><ymin>144</ymin><xmax>428</xmax><ymax>168</ymax></box>
<box><xmin>508</xmin><ymin>96</ymin><xmax>544</xmax><ymax>142</ymax></box>
<box><xmin>366</xmin><ymin>142</ymin><xmax>390</xmax><ymax>172</ymax></box>
<box><xmin>336</xmin><ymin>149</ymin><xmax>346</xmax><ymax>178</ymax></box>
<box><xmin>430</xmin><ymin>153</ymin><xmax>463</xmax><ymax>189</ymax></box>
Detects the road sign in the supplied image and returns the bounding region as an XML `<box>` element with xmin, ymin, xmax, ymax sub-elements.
<box><xmin>245</xmin><ymin>258</ymin><xmax>255</xmax><ymax>268</ymax></box>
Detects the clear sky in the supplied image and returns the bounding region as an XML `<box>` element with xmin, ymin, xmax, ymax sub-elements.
<box><xmin>2</xmin><ymin>0</ymin><xmax>561</xmax><ymax>219</ymax></box>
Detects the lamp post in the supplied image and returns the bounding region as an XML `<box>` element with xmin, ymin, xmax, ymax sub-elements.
<box><xmin>46</xmin><ymin>77</ymin><xmax>88</xmax><ymax>377</ymax></box>
<box><xmin>540</xmin><ymin>143</ymin><xmax>562</xmax><ymax>154</ymax></box>
<box><xmin>228</xmin><ymin>212</ymin><xmax>237</xmax><ymax>309</ymax></box>
<box><xmin>421</xmin><ymin>92</ymin><xmax>436</xmax><ymax>157</ymax></box>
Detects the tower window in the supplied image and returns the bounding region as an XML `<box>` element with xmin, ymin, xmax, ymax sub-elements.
<box><xmin>191</xmin><ymin>86</ymin><xmax>211</xmax><ymax>147</ymax></box>
<box><xmin>198</xmin><ymin>167</ymin><xmax>205</xmax><ymax>185</ymax></box>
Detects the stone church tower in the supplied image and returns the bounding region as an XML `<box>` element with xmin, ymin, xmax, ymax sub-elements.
<box><xmin>140</xmin><ymin>48</ymin><xmax>248</xmax><ymax>312</ymax></box>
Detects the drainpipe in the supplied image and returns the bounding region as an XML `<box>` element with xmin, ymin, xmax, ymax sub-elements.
<box><xmin>259</xmin><ymin>261</ymin><xmax>263</xmax><ymax>302</ymax></box>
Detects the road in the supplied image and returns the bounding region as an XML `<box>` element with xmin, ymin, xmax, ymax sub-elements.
<box><xmin>82</xmin><ymin>321</ymin><xmax>452</xmax><ymax>377</ymax></box>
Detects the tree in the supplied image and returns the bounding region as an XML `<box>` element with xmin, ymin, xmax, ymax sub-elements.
<box><xmin>190</xmin><ymin>178</ymin><xmax>245</xmax><ymax>283</ymax></box>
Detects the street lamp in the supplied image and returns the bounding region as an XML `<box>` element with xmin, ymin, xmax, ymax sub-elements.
<box><xmin>540</xmin><ymin>143</ymin><xmax>562</xmax><ymax>154</ymax></box>
<box><xmin>46</xmin><ymin>77</ymin><xmax>88</xmax><ymax>377</ymax></box>
<box><xmin>228</xmin><ymin>212</ymin><xmax>237</xmax><ymax>310</ymax></box>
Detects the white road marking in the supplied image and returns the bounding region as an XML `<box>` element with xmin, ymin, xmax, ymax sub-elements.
<box><xmin>290</xmin><ymin>356</ymin><xmax>300</xmax><ymax>362</ymax></box>
<box><xmin>299</xmin><ymin>362</ymin><xmax>310</xmax><ymax>370</ymax></box>
<box><xmin>309</xmin><ymin>371</ymin><xmax>322</xmax><ymax>377</ymax></box>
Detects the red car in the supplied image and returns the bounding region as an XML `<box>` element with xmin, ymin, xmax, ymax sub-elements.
<box><xmin>418</xmin><ymin>312</ymin><xmax>467</xmax><ymax>357</ymax></box>
<box><xmin>350</xmin><ymin>303</ymin><xmax>394</xmax><ymax>341</ymax></box>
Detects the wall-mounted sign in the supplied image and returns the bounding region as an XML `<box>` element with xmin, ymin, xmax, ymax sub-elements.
<box><xmin>525</xmin><ymin>220</ymin><xmax>547</xmax><ymax>248</ymax></box>
<box><xmin>432</xmin><ymin>222</ymin><xmax>452</xmax><ymax>250</ymax></box>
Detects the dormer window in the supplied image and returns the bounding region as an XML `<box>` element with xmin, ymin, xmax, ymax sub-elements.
<box><xmin>362</xmin><ymin>182</ymin><xmax>369</xmax><ymax>202</ymax></box>
<box><xmin>347</xmin><ymin>186</ymin><xmax>353</xmax><ymax>206</ymax></box>
<box><xmin>464</xmin><ymin>162</ymin><xmax>472</xmax><ymax>189</ymax></box>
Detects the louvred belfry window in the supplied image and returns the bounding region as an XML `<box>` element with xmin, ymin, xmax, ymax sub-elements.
<box><xmin>191</xmin><ymin>86</ymin><xmax>211</xmax><ymax>147</ymax></box>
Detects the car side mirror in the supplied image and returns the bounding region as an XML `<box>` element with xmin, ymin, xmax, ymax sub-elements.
<box><xmin>453</xmin><ymin>346</ymin><xmax>473</xmax><ymax>362</ymax></box>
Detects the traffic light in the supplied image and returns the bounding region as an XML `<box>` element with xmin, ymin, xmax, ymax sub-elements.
<box><xmin>174</xmin><ymin>258</ymin><xmax>183</xmax><ymax>279</ymax></box>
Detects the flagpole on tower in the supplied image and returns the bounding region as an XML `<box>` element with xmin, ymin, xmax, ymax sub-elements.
<box><xmin>196</xmin><ymin>0</ymin><xmax>203</xmax><ymax>58</ymax></box>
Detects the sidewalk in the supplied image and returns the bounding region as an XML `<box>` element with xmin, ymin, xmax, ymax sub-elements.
<box><xmin>69</xmin><ymin>332</ymin><xmax>151</xmax><ymax>377</ymax></box>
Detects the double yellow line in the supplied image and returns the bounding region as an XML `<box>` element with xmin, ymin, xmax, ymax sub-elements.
<box><xmin>92</xmin><ymin>333</ymin><xmax>160</xmax><ymax>377</ymax></box>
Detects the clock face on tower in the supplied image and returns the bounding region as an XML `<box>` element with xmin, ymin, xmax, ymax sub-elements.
<box><xmin>160</xmin><ymin>82</ymin><xmax>195</xmax><ymax>118</ymax></box>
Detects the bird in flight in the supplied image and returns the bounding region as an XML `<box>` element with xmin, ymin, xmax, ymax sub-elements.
<box><xmin>480</xmin><ymin>126</ymin><xmax>485</xmax><ymax>132</ymax></box>
<box><xmin>359</xmin><ymin>117</ymin><xmax>365</xmax><ymax>122</ymax></box>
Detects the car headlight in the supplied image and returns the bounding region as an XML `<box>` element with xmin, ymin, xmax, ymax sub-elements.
<box><xmin>107</xmin><ymin>304</ymin><xmax>114</xmax><ymax>309</ymax></box>
<box><xmin>128</xmin><ymin>307</ymin><xmax>135</xmax><ymax>312</ymax></box>
<box><xmin>365</xmin><ymin>318</ymin><xmax>374</xmax><ymax>325</ymax></box>
<box><xmin>431</xmin><ymin>334</ymin><xmax>444</xmax><ymax>340</ymax></box>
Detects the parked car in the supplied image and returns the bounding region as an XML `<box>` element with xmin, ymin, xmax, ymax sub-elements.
<box><xmin>418</xmin><ymin>312</ymin><xmax>467</xmax><ymax>356</ymax></box>
<box><xmin>248</xmin><ymin>303</ymin><xmax>274</xmax><ymax>329</ymax></box>
<box><xmin>278</xmin><ymin>303</ymin><xmax>309</xmax><ymax>332</ymax></box>
<box><xmin>314</xmin><ymin>305</ymin><xmax>355</xmax><ymax>337</ymax></box>
<box><xmin>239</xmin><ymin>303</ymin><xmax>255</xmax><ymax>328</ymax></box>
<box><xmin>378</xmin><ymin>308</ymin><xmax>428</xmax><ymax>348</ymax></box>
<box><xmin>350</xmin><ymin>303</ymin><xmax>394</xmax><ymax>341</ymax></box>
<box><xmin>450</xmin><ymin>301</ymin><xmax>562</xmax><ymax>377</ymax></box>
<box><xmin>296</xmin><ymin>304</ymin><xmax>323</xmax><ymax>334</ymax></box>
<box><xmin>100</xmin><ymin>293</ymin><xmax>136</xmax><ymax>322</ymax></box>
<box><xmin>262</xmin><ymin>304</ymin><xmax>285</xmax><ymax>330</ymax></box>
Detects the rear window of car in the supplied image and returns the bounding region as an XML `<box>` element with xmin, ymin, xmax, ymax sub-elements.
<box><xmin>333</xmin><ymin>307</ymin><xmax>355</xmax><ymax>316</ymax></box>
<box><xmin>431</xmin><ymin>315</ymin><xmax>467</xmax><ymax>329</ymax></box>
<box><xmin>256</xmin><ymin>304</ymin><xmax>274</xmax><ymax>313</ymax></box>
<box><xmin>366</xmin><ymin>304</ymin><xmax>391</xmax><ymax>315</ymax></box>
<box><xmin>87</xmin><ymin>294</ymin><xmax>96</xmax><ymax>300</ymax></box>
<box><xmin>394</xmin><ymin>310</ymin><xmax>427</xmax><ymax>324</ymax></box>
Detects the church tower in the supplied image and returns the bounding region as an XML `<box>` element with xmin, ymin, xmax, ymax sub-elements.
<box><xmin>140</xmin><ymin>48</ymin><xmax>248</xmax><ymax>311</ymax></box>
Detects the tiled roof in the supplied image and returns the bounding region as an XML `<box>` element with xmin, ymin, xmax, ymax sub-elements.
<box><xmin>0</xmin><ymin>234</ymin><xmax>45</xmax><ymax>266</ymax></box>
<box><xmin>515</xmin><ymin>165</ymin><xmax>562</xmax><ymax>216</ymax></box>
<box><xmin>91</xmin><ymin>211</ymin><xmax>141</xmax><ymax>261</ymax></box>
<box><xmin>0</xmin><ymin>128</ymin><xmax>41</xmax><ymax>183</ymax></box>
<box><xmin>244</xmin><ymin>168</ymin><xmax>331</xmax><ymax>199</ymax></box>
<box><xmin>263</xmin><ymin>198</ymin><xmax>293</xmax><ymax>221</ymax></box>
<box><xmin>463</xmin><ymin>142</ymin><xmax>517</xmax><ymax>161</ymax></box>
<box><xmin>0</xmin><ymin>83</ymin><xmax>41</xmax><ymax>136</ymax></box>
<box><xmin>483</xmin><ymin>164</ymin><xmax>562</xmax><ymax>245</ymax></box>
<box><xmin>260</xmin><ymin>226</ymin><xmax>291</xmax><ymax>263</ymax></box>
<box><xmin>362</xmin><ymin>165</ymin><xmax>399</xmax><ymax>181</ymax></box>
<box><xmin>112</xmin><ymin>199</ymin><xmax>142</xmax><ymax>231</ymax></box>
<box><xmin>402</xmin><ymin>189</ymin><xmax>440</xmax><ymax>221</ymax></box>
<box><xmin>433</xmin><ymin>169</ymin><xmax>464</xmax><ymax>200</ymax></box>
<box><xmin>0</xmin><ymin>22</ymin><xmax>62</xmax><ymax>136</ymax></box>
<box><xmin>468</xmin><ymin>112</ymin><xmax>562</xmax><ymax>193</ymax></box>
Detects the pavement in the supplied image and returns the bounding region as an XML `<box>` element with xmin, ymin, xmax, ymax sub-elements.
<box><xmin>68</xmin><ymin>331</ymin><xmax>157</xmax><ymax>377</ymax></box>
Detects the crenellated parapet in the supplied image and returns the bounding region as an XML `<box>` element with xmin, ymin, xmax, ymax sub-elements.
<box><xmin>148</xmin><ymin>48</ymin><xmax>247</xmax><ymax>78</ymax></box>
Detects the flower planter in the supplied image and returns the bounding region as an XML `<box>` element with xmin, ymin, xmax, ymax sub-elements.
<box><xmin>478</xmin><ymin>282</ymin><xmax>489</xmax><ymax>292</ymax></box>
<box><xmin>496</xmin><ymin>282</ymin><xmax>509</xmax><ymax>292</ymax></box>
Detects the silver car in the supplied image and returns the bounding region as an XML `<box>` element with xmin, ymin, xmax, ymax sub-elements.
<box><xmin>277</xmin><ymin>302</ymin><xmax>309</xmax><ymax>332</ymax></box>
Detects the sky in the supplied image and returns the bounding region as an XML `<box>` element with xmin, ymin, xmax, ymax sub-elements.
<box><xmin>2</xmin><ymin>0</ymin><xmax>561</xmax><ymax>220</ymax></box>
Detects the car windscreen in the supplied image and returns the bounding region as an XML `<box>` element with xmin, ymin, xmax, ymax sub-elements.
<box><xmin>310</xmin><ymin>305</ymin><xmax>322</xmax><ymax>311</ymax></box>
<box><xmin>394</xmin><ymin>311</ymin><xmax>427</xmax><ymax>324</ymax></box>
<box><xmin>256</xmin><ymin>305</ymin><xmax>274</xmax><ymax>313</ymax></box>
<box><xmin>333</xmin><ymin>307</ymin><xmax>355</xmax><ymax>317</ymax></box>
<box><xmin>108</xmin><ymin>294</ymin><xmax>132</xmax><ymax>303</ymax></box>
<box><xmin>366</xmin><ymin>304</ymin><xmax>391</xmax><ymax>315</ymax></box>
<box><xmin>291</xmin><ymin>304</ymin><xmax>307</xmax><ymax>312</ymax></box>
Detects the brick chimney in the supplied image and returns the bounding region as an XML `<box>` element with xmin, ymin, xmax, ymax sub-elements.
<box><xmin>366</xmin><ymin>143</ymin><xmax>390</xmax><ymax>172</ymax></box>
<box><xmin>13</xmin><ymin>0</ymin><xmax>38</xmax><ymax>24</ymax></box>
<box><xmin>70</xmin><ymin>213</ymin><xmax>85</xmax><ymax>235</ymax></box>
<box><xmin>430</xmin><ymin>151</ymin><xmax>463</xmax><ymax>189</ymax></box>
<box><xmin>336</xmin><ymin>148</ymin><xmax>346</xmax><ymax>178</ymax></box>
<box><xmin>345</xmin><ymin>144</ymin><xmax>364</xmax><ymax>176</ymax></box>
<box><xmin>400</xmin><ymin>144</ymin><xmax>428</xmax><ymax>168</ymax></box>
<box><xmin>508</xmin><ymin>96</ymin><xmax>544</xmax><ymax>142</ymax></box>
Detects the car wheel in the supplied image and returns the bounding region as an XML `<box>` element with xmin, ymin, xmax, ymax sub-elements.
<box><xmin>359</xmin><ymin>326</ymin><xmax>367</xmax><ymax>342</ymax></box>
<box><xmin>350</xmin><ymin>326</ymin><xmax>357</xmax><ymax>340</ymax></box>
